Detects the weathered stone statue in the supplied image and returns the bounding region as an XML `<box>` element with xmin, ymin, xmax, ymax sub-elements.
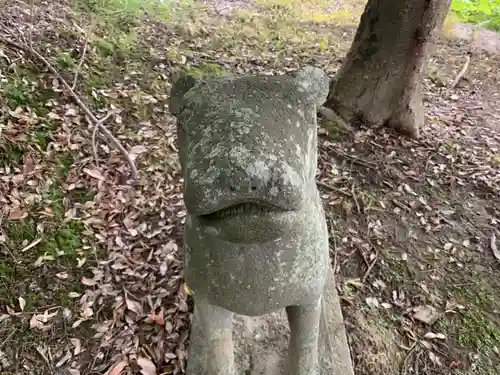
<box><xmin>170</xmin><ymin>66</ymin><xmax>354</xmax><ymax>375</ymax></box>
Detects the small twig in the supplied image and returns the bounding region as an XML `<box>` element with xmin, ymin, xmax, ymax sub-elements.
<box><xmin>0</xmin><ymin>36</ymin><xmax>140</xmax><ymax>180</ymax></box>
<box><xmin>361</xmin><ymin>225</ymin><xmax>378</xmax><ymax>285</ymax></box>
<box><xmin>415</xmin><ymin>351</ymin><xmax>421</xmax><ymax>375</ymax></box>
<box><xmin>361</xmin><ymin>251</ymin><xmax>378</xmax><ymax>284</ymax></box>
<box><xmin>351</xmin><ymin>183</ymin><xmax>361</xmax><ymax>214</ymax></box>
<box><xmin>392</xmin><ymin>198</ymin><xmax>411</xmax><ymax>211</ymax></box>
<box><xmin>450</xmin><ymin>52</ymin><xmax>471</xmax><ymax>89</ymax></box>
<box><xmin>72</xmin><ymin>37</ymin><xmax>88</xmax><ymax>90</ymax></box>
<box><xmin>326</xmin><ymin>146</ymin><xmax>378</xmax><ymax>169</ymax></box>
<box><xmin>35</xmin><ymin>345</ymin><xmax>53</xmax><ymax>372</ymax></box>
<box><xmin>28</xmin><ymin>0</ymin><xmax>36</xmax><ymax>50</ymax></box>
<box><xmin>357</xmin><ymin>247</ymin><xmax>370</xmax><ymax>269</ymax></box>
<box><xmin>91</xmin><ymin>110</ymin><xmax>120</xmax><ymax>168</ymax></box>
<box><xmin>316</xmin><ymin>180</ymin><xmax>352</xmax><ymax>197</ymax></box>
<box><xmin>0</xmin><ymin>329</ymin><xmax>17</xmax><ymax>350</ymax></box>
<box><xmin>0</xmin><ymin>37</ymin><xmax>25</xmax><ymax>51</ymax></box>
<box><xmin>21</xmin><ymin>237</ymin><xmax>42</xmax><ymax>252</ymax></box>
<box><xmin>400</xmin><ymin>341</ymin><xmax>418</xmax><ymax>375</ymax></box>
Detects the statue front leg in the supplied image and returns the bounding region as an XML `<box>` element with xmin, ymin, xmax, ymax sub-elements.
<box><xmin>286</xmin><ymin>298</ymin><xmax>322</xmax><ymax>375</ymax></box>
<box><xmin>186</xmin><ymin>300</ymin><xmax>235</xmax><ymax>375</ymax></box>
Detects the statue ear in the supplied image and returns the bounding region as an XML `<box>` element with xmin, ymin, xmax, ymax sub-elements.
<box><xmin>169</xmin><ymin>71</ymin><xmax>204</xmax><ymax>116</ymax></box>
<box><xmin>291</xmin><ymin>65</ymin><xmax>330</xmax><ymax>107</ymax></box>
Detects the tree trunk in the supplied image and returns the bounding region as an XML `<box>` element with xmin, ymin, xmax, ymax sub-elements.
<box><xmin>325</xmin><ymin>0</ymin><xmax>451</xmax><ymax>138</ymax></box>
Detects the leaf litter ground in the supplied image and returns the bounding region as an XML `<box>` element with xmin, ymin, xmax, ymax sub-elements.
<box><xmin>0</xmin><ymin>1</ymin><xmax>499</xmax><ymax>374</ymax></box>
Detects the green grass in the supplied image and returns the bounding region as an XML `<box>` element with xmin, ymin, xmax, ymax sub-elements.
<box><xmin>0</xmin><ymin>216</ymin><xmax>88</xmax><ymax>309</ymax></box>
<box><xmin>0</xmin><ymin>78</ymin><xmax>35</xmax><ymax>109</ymax></box>
<box><xmin>181</xmin><ymin>62</ymin><xmax>233</xmax><ymax>80</ymax></box>
<box><xmin>73</xmin><ymin>0</ymin><xmax>194</xmax><ymax>23</ymax></box>
<box><xmin>3</xmin><ymin>206</ymin><xmax>84</xmax><ymax>260</ymax></box>
<box><xmin>0</xmin><ymin>143</ymin><xmax>25</xmax><ymax>167</ymax></box>
<box><xmin>255</xmin><ymin>0</ymin><xmax>365</xmax><ymax>25</ymax></box>
<box><xmin>451</xmin><ymin>0</ymin><xmax>500</xmax><ymax>31</ymax></box>
<box><xmin>453</xmin><ymin>309</ymin><xmax>500</xmax><ymax>354</ymax></box>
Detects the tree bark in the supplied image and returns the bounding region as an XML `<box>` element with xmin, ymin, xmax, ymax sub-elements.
<box><xmin>325</xmin><ymin>0</ymin><xmax>451</xmax><ymax>138</ymax></box>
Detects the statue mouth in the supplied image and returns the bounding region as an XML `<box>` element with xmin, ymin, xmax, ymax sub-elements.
<box><xmin>200</xmin><ymin>202</ymin><xmax>288</xmax><ymax>221</ymax></box>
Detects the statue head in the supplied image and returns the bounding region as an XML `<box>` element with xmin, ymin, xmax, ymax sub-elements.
<box><xmin>170</xmin><ymin>66</ymin><xmax>329</xmax><ymax>244</ymax></box>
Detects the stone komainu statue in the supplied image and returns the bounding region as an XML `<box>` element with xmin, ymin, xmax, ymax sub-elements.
<box><xmin>169</xmin><ymin>66</ymin><xmax>353</xmax><ymax>375</ymax></box>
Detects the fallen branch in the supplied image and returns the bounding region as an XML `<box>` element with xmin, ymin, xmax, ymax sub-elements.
<box><xmin>450</xmin><ymin>52</ymin><xmax>471</xmax><ymax>89</ymax></box>
<box><xmin>92</xmin><ymin>109</ymin><xmax>120</xmax><ymax>168</ymax></box>
<box><xmin>72</xmin><ymin>36</ymin><xmax>88</xmax><ymax>90</ymax></box>
<box><xmin>351</xmin><ymin>183</ymin><xmax>361</xmax><ymax>214</ymax></box>
<box><xmin>324</xmin><ymin>145</ymin><xmax>379</xmax><ymax>170</ymax></box>
<box><xmin>0</xmin><ymin>36</ymin><xmax>140</xmax><ymax>181</ymax></box>
<box><xmin>361</xmin><ymin>251</ymin><xmax>378</xmax><ymax>284</ymax></box>
<box><xmin>316</xmin><ymin>180</ymin><xmax>352</xmax><ymax>197</ymax></box>
<box><xmin>400</xmin><ymin>341</ymin><xmax>418</xmax><ymax>375</ymax></box>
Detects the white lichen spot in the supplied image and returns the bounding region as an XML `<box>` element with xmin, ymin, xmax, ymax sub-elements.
<box><xmin>202</xmin><ymin>165</ymin><xmax>220</xmax><ymax>184</ymax></box>
<box><xmin>286</xmin><ymin>103</ymin><xmax>293</xmax><ymax>109</ymax></box>
<box><xmin>269</xmin><ymin>186</ymin><xmax>279</xmax><ymax>196</ymax></box>
<box><xmin>281</xmin><ymin>163</ymin><xmax>303</xmax><ymax>188</ymax></box>
<box><xmin>208</xmin><ymin>144</ymin><xmax>224</xmax><ymax>159</ymax></box>
<box><xmin>190</xmin><ymin>169</ymin><xmax>199</xmax><ymax>179</ymax></box>
<box><xmin>295</xmin><ymin>144</ymin><xmax>302</xmax><ymax>158</ymax></box>
<box><xmin>229</xmin><ymin>146</ymin><xmax>251</xmax><ymax>162</ymax></box>
<box><xmin>297</xmin><ymin>108</ymin><xmax>304</xmax><ymax>118</ymax></box>
<box><xmin>245</xmin><ymin>160</ymin><xmax>271</xmax><ymax>184</ymax></box>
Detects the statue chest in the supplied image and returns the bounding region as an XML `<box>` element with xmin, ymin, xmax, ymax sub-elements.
<box><xmin>184</xmin><ymin>223</ymin><xmax>329</xmax><ymax>315</ymax></box>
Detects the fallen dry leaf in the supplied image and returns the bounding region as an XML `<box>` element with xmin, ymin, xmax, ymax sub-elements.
<box><xmin>106</xmin><ymin>359</ymin><xmax>128</xmax><ymax>375</ymax></box>
<box><xmin>129</xmin><ymin>145</ymin><xmax>148</xmax><ymax>161</ymax></box>
<box><xmin>423</xmin><ymin>332</ymin><xmax>446</xmax><ymax>340</ymax></box>
<box><xmin>70</xmin><ymin>338</ymin><xmax>82</xmax><ymax>355</ymax></box>
<box><xmin>77</xmin><ymin>257</ymin><xmax>86</xmax><ymax>268</ymax></box>
<box><xmin>125</xmin><ymin>296</ymin><xmax>143</xmax><ymax>316</ymax></box>
<box><xmin>83</xmin><ymin>168</ymin><xmax>105</xmax><ymax>181</ymax></box>
<box><xmin>137</xmin><ymin>357</ymin><xmax>156</xmax><ymax>375</ymax></box>
<box><xmin>7</xmin><ymin>207</ymin><xmax>28</xmax><ymax>221</ymax></box>
<box><xmin>18</xmin><ymin>297</ymin><xmax>26</xmax><ymax>311</ymax></box>
<box><xmin>146</xmin><ymin>307</ymin><xmax>165</xmax><ymax>327</ymax></box>
<box><xmin>413</xmin><ymin>305</ymin><xmax>441</xmax><ymax>325</ymax></box>
<box><xmin>56</xmin><ymin>272</ymin><xmax>69</xmax><ymax>280</ymax></box>
<box><xmin>429</xmin><ymin>351</ymin><xmax>443</xmax><ymax>366</ymax></box>
<box><xmin>81</xmin><ymin>277</ymin><xmax>97</xmax><ymax>286</ymax></box>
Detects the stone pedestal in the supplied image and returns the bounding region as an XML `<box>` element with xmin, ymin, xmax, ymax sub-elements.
<box><xmin>187</xmin><ymin>269</ymin><xmax>355</xmax><ymax>375</ymax></box>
